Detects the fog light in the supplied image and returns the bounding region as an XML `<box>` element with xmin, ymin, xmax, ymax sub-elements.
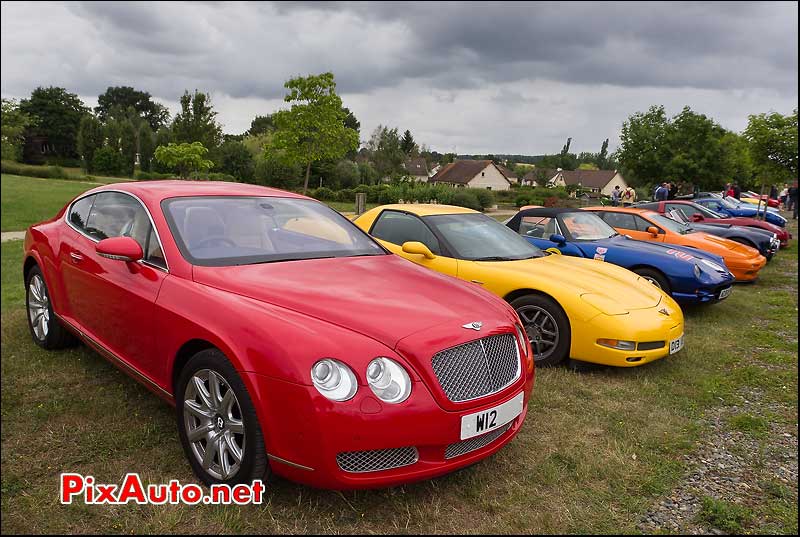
<box><xmin>597</xmin><ymin>338</ymin><xmax>636</xmax><ymax>350</ymax></box>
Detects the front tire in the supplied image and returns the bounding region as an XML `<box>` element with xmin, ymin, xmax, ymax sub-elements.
<box><xmin>176</xmin><ymin>349</ymin><xmax>269</xmax><ymax>486</ymax></box>
<box><xmin>25</xmin><ymin>266</ymin><xmax>77</xmax><ymax>349</ymax></box>
<box><xmin>632</xmin><ymin>268</ymin><xmax>671</xmax><ymax>295</ymax></box>
<box><xmin>510</xmin><ymin>294</ymin><xmax>570</xmax><ymax>367</ymax></box>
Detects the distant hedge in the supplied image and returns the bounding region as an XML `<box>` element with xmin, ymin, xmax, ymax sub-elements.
<box><xmin>307</xmin><ymin>182</ymin><xmax>497</xmax><ymax>211</ymax></box>
<box><xmin>1</xmin><ymin>160</ymin><xmax>69</xmax><ymax>179</ymax></box>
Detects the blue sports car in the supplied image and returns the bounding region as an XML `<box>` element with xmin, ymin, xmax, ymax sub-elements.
<box><xmin>694</xmin><ymin>196</ymin><xmax>787</xmax><ymax>228</ymax></box>
<box><xmin>505</xmin><ymin>208</ymin><xmax>736</xmax><ymax>305</ymax></box>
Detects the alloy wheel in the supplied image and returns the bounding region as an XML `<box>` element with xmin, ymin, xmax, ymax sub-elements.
<box><xmin>517</xmin><ymin>305</ymin><xmax>560</xmax><ymax>361</ymax></box>
<box><xmin>27</xmin><ymin>274</ymin><xmax>50</xmax><ymax>341</ymax></box>
<box><xmin>183</xmin><ymin>369</ymin><xmax>246</xmax><ymax>480</ymax></box>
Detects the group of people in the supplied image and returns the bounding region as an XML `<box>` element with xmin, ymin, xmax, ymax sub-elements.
<box><xmin>779</xmin><ymin>181</ymin><xmax>799</xmax><ymax>220</ymax></box>
<box><xmin>724</xmin><ymin>182</ymin><xmax>742</xmax><ymax>199</ymax></box>
<box><xmin>610</xmin><ymin>185</ymin><xmax>638</xmax><ymax>206</ymax></box>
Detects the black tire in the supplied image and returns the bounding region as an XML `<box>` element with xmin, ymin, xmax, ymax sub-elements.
<box><xmin>632</xmin><ymin>267</ymin><xmax>671</xmax><ymax>295</ymax></box>
<box><xmin>25</xmin><ymin>265</ymin><xmax>78</xmax><ymax>350</ymax></box>
<box><xmin>176</xmin><ymin>348</ymin><xmax>270</xmax><ymax>486</ymax></box>
<box><xmin>510</xmin><ymin>294</ymin><xmax>571</xmax><ymax>367</ymax></box>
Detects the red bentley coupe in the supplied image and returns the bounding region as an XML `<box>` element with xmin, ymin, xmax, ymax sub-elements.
<box><xmin>23</xmin><ymin>181</ymin><xmax>534</xmax><ymax>489</ymax></box>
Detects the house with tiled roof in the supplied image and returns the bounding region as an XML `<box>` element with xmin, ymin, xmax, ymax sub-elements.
<box><xmin>429</xmin><ymin>160</ymin><xmax>513</xmax><ymax>191</ymax></box>
<box><xmin>402</xmin><ymin>157</ymin><xmax>430</xmax><ymax>182</ymax></box>
<box><xmin>523</xmin><ymin>168</ymin><xmax>627</xmax><ymax>195</ymax></box>
<box><xmin>495</xmin><ymin>164</ymin><xmax>518</xmax><ymax>184</ymax></box>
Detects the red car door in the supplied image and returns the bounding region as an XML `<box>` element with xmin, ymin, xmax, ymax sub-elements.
<box><xmin>60</xmin><ymin>191</ymin><xmax>169</xmax><ymax>379</ymax></box>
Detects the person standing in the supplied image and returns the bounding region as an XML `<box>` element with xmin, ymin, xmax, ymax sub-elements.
<box><xmin>726</xmin><ymin>184</ymin><xmax>736</xmax><ymax>197</ymax></box>
<box><xmin>769</xmin><ymin>184</ymin><xmax>778</xmax><ymax>200</ymax></box>
<box><xmin>667</xmin><ymin>182</ymin><xmax>676</xmax><ymax>200</ymax></box>
<box><xmin>622</xmin><ymin>186</ymin><xmax>636</xmax><ymax>206</ymax></box>
<box><xmin>654</xmin><ymin>182</ymin><xmax>668</xmax><ymax>201</ymax></box>
<box><xmin>733</xmin><ymin>183</ymin><xmax>741</xmax><ymax>200</ymax></box>
<box><xmin>611</xmin><ymin>185</ymin><xmax>621</xmax><ymax>206</ymax></box>
<box><xmin>779</xmin><ymin>183</ymin><xmax>789</xmax><ymax>209</ymax></box>
<box><xmin>789</xmin><ymin>181</ymin><xmax>798</xmax><ymax>220</ymax></box>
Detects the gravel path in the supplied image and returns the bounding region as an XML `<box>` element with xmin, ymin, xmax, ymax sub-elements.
<box><xmin>1</xmin><ymin>231</ymin><xmax>25</xmax><ymax>242</ymax></box>
<box><xmin>638</xmin><ymin>387</ymin><xmax>798</xmax><ymax>534</ymax></box>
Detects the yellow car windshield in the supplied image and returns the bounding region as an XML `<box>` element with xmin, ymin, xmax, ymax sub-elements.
<box><xmin>424</xmin><ymin>213</ymin><xmax>544</xmax><ymax>261</ymax></box>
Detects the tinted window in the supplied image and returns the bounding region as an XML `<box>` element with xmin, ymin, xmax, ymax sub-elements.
<box><xmin>163</xmin><ymin>196</ymin><xmax>385</xmax><ymax>266</ymax></box>
<box><xmin>633</xmin><ymin>215</ymin><xmax>656</xmax><ymax>232</ymax></box>
<box><xmin>518</xmin><ymin>216</ymin><xmax>557</xmax><ymax>238</ymax></box>
<box><xmin>85</xmin><ymin>192</ymin><xmax>167</xmax><ymax>268</ymax></box>
<box><xmin>601</xmin><ymin>211</ymin><xmax>637</xmax><ymax>231</ymax></box>
<box><xmin>371</xmin><ymin>210</ymin><xmax>441</xmax><ymax>254</ymax></box>
<box><xmin>666</xmin><ymin>203</ymin><xmax>701</xmax><ymax>217</ymax></box>
<box><xmin>68</xmin><ymin>195</ymin><xmax>95</xmax><ymax>230</ymax></box>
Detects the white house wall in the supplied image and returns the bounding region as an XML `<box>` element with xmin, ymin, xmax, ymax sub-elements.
<box><xmin>467</xmin><ymin>164</ymin><xmax>511</xmax><ymax>191</ymax></box>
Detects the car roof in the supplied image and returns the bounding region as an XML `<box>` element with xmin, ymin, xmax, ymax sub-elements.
<box><xmin>83</xmin><ymin>180</ymin><xmax>310</xmax><ymax>206</ymax></box>
<box><xmin>373</xmin><ymin>204</ymin><xmax>479</xmax><ymax>216</ymax></box>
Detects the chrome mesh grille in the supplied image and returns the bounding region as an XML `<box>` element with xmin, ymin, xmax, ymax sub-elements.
<box><xmin>445</xmin><ymin>423</ymin><xmax>512</xmax><ymax>459</ymax></box>
<box><xmin>431</xmin><ymin>334</ymin><xmax>520</xmax><ymax>402</ymax></box>
<box><xmin>336</xmin><ymin>447</ymin><xmax>418</xmax><ymax>473</ymax></box>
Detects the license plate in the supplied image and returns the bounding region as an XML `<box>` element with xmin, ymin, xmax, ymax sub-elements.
<box><xmin>460</xmin><ymin>392</ymin><xmax>524</xmax><ymax>440</ymax></box>
<box><xmin>718</xmin><ymin>286</ymin><xmax>732</xmax><ymax>300</ymax></box>
<box><xmin>669</xmin><ymin>334</ymin><xmax>684</xmax><ymax>355</ymax></box>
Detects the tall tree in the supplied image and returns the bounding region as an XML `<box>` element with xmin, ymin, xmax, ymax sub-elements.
<box><xmin>743</xmin><ymin>109</ymin><xmax>798</xmax><ymax>181</ymax></box>
<box><xmin>76</xmin><ymin>115</ymin><xmax>104</xmax><ymax>173</ymax></box>
<box><xmin>171</xmin><ymin>90</ymin><xmax>223</xmax><ymax>150</ymax></box>
<box><xmin>367</xmin><ymin>125</ymin><xmax>405</xmax><ymax>178</ymax></box>
<box><xmin>616</xmin><ymin>105</ymin><xmax>671</xmax><ymax>186</ymax></box>
<box><xmin>247</xmin><ymin>115</ymin><xmax>274</xmax><ymax>137</ymax></box>
<box><xmin>19</xmin><ymin>86</ymin><xmax>89</xmax><ymax>159</ymax></box>
<box><xmin>216</xmin><ymin>140</ymin><xmax>255</xmax><ymax>182</ymax></box>
<box><xmin>154</xmin><ymin>142</ymin><xmax>214</xmax><ymax>179</ymax></box>
<box><xmin>401</xmin><ymin>129</ymin><xmax>416</xmax><ymax>155</ymax></box>
<box><xmin>342</xmin><ymin>107</ymin><xmax>360</xmax><ymax>136</ymax></box>
<box><xmin>271</xmin><ymin>72</ymin><xmax>359</xmax><ymax>193</ymax></box>
<box><xmin>120</xmin><ymin>119</ymin><xmax>138</xmax><ymax>176</ymax></box>
<box><xmin>138</xmin><ymin>123</ymin><xmax>156</xmax><ymax>172</ymax></box>
<box><xmin>95</xmin><ymin>86</ymin><xmax>169</xmax><ymax>131</ymax></box>
<box><xmin>1</xmin><ymin>98</ymin><xmax>34</xmax><ymax>161</ymax></box>
<box><xmin>598</xmin><ymin>138</ymin><xmax>609</xmax><ymax>168</ymax></box>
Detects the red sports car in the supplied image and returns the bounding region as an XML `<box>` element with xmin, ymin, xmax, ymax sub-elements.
<box><xmin>23</xmin><ymin>181</ymin><xmax>533</xmax><ymax>489</ymax></box>
<box><xmin>637</xmin><ymin>200</ymin><xmax>791</xmax><ymax>248</ymax></box>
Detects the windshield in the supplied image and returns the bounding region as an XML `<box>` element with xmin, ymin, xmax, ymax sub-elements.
<box><xmin>558</xmin><ymin>212</ymin><xmax>617</xmax><ymax>240</ymax></box>
<box><xmin>649</xmin><ymin>213</ymin><xmax>690</xmax><ymax>234</ymax></box>
<box><xmin>720</xmin><ymin>197</ymin><xmax>742</xmax><ymax>209</ymax></box>
<box><xmin>424</xmin><ymin>213</ymin><xmax>544</xmax><ymax>261</ymax></box>
<box><xmin>696</xmin><ymin>204</ymin><xmax>726</xmax><ymax>218</ymax></box>
<box><xmin>163</xmin><ymin>196</ymin><xmax>386</xmax><ymax>266</ymax></box>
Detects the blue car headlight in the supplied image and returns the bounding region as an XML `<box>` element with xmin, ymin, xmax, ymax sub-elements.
<box><xmin>693</xmin><ymin>264</ymin><xmax>702</xmax><ymax>279</ymax></box>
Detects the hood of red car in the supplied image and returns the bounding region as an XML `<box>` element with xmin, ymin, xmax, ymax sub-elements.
<box><xmin>192</xmin><ymin>254</ymin><xmax>513</xmax><ymax>348</ymax></box>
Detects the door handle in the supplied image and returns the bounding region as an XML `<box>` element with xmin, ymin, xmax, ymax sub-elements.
<box><xmin>69</xmin><ymin>252</ymin><xmax>84</xmax><ymax>263</ymax></box>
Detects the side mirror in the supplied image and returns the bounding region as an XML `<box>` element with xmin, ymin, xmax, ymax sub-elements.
<box><xmin>646</xmin><ymin>226</ymin><xmax>660</xmax><ymax>237</ymax></box>
<box><xmin>96</xmin><ymin>237</ymin><xmax>143</xmax><ymax>262</ymax></box>
<box><xmin>549</xmin><ymin>233</ymin><xmax>567</xmax><ymax>245</ymax></box>
<box><xmin>401</xmin><ymin>241</ymin><xmax>436</xmax><ymax>259</ymax></box>
<box><xmin>691</xmin><ymin>213</ymin><xmax>704</xmax><ymax>222</ymax></box>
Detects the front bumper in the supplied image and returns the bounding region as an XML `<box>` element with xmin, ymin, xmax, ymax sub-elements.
<box><xmin>569</xmin><ymin>300</ymin><xmax>685</xmax><ymax>367</ymax></box>
<box><xmin>672</xmin><ymin>283</ymin><xmax>733</xmax><ymax>305</ymax></box>
<box><xmin>727</xmin><ymin>255</ymin><xmax>767</xmax><ymax>281</ymax></box>
<box><xmin>243</xmin><ymin>372</ymin><xmax>533</xmax><ymax>489</ymax></box>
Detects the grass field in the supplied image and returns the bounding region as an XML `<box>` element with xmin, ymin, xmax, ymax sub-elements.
<box><xmin>0</xmin><ymin>176</ymin><xmax>797</xmax><ymax>534</ymax></box>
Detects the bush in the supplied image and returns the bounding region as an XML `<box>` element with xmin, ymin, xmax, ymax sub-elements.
<box><xmin>92</xmin><ymin>146</ymin><xmax>125</xmax><ymax>176</ymax></box>
<box><xmin>135</xmin><ymin>171</ymin><xmax>175</xmax><ymax>181</ymax></box>
<box><xmin>188</xmin><ymin>171</ymin><xmax>236</xmax><ymax>182</ymax></box>
<box><xmin>0</xmin><ymin>160</ymin><xmax>70</xmax><ymax>180</ymax></box>
<box><xmin>450</xmin><ymin>191</ymin><xmax>482</xmax><ymax>211</ymax></box>
<box><xmin>42</xmin><ymin>156</ymin><xmax>83</xmax><ymax>168</ymax></box>
<box><xmin>313</xmin><ymin>187</ymin><xmax>336</xmax><ymax>200</ymax></box>
<box><xmin>469</xmin><ymin>188</ymin><xmax>495</xmax><ymax>210</ymax></box>
<box><xmin>336</xmin><ymin>188</ymin><xmax>355</xmax><ymax>202</ymax></box>
<box><xmin>515</xmin><ymin>195</ymin><xmax>530</xmax><ymax>207</ymax></box>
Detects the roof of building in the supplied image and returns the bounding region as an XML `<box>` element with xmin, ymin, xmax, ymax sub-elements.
<box><xmin>430</xmin><ymin>160</ymin><xmax>501</xmax><ymax>185</ymax></box>
<box><xmin>403</xmin><ymin>157</ymin><xmax>429</xmax><ymax>176</ymax></box>
<box><xmin>495</xmin><ymin>164</ymin><xmax>517</xmax><ymax>180</ymax></box>
<box><xmin>559</xmin><ymin>169</ymin><xmax>620</xmax><ymax>188</ymax></box>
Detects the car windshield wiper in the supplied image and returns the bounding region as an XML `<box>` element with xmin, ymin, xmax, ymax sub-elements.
<box><xmin>472</xmin><ymin>256</ymin><xmax>519</xmax><ymax>261</ymax></box>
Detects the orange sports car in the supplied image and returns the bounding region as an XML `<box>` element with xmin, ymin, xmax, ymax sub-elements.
<box><xmin>583</xmin><ymin>206</ymin><xmax>766</xmax><ymax>281</ymax></box>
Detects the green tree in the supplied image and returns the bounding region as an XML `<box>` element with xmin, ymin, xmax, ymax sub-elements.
<box><xmin>401</xmin><ymin>129</ymin><xmax>417</xmax><ymax>155</ymax></box>
<box><xmin>152</xmin><ymin>127</ymin><xmax>174</xmax><ymax>173</ymax></box>
<box><xmin>1</xmin><ymin>98</ymin><xmax>34</xmax><ymax>161</ymax></box>
<box><xmin>120</xmin><ymin>119</ymin><xmax>138</xmax><ymax>176</ymax></box>
<box><xmin>271</xmin><ymin>72</ymin><xmax>359</xmax><ymax>193</ymax></box>
<box><xmin>76</xmin><ymin>115</ymin><xmax>104</xmax><ymax>172</ymax></box>
<box><xmin>247</xmin><ymin>115</ymin><xmax>274</xmax><ymax>136</ymax></box>
<box><xmin>598</xmin><ymin>138</ymin><xmax>609</xmax><ymax>168</ymax></box>
<box><xmin>368</xmin><ymin>125</ymin><xmax>405</xmax><ymax>178</ymax></box>
<box><xmin>171</xmin><ymin>90</ymin><xmax>223</xmax><ymax>150</ymax></box>
<box><xmin>719</xmin><ymin>132</ymin><xmax>755</xmax><ymax>187</ymax></box>
<box><xmin>154</xmin><ymin>142</ymin><xmax>214</xmax><ymax>179</ymax></box>
<box><xmin>138</xmin><ymin>123</ymin><xmax>156</xmax><ymax>172</ymax></box>
<box><xmin>743</xmin><ymin>109</ymin><xmax>798</xmax><ymax>181</ymax></box>
<box><xmin>96</xmin><ymin>86</ymin><xmax>169</xmax><ymax>131</ymax></box>
<box><xmin>216</xmin><ymin>140</ymin><xmax>255</xmax><ymax>182</ymax></box>
<box><xmin>617</xmin><ymin>105</ymin><xmax>671</xmax><ymax>186</ymax></box>
<box><xmin>19</xmin><ymin>86</ymin><xmax>89</xmax><ymax>160</ymax></box>
<box><xmin>342</xmin><ymin>107</ymin><xmax>360</xmax><ymax>136</ymax></box>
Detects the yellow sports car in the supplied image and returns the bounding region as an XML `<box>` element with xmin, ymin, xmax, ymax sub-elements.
<box><xmin>354</xmin><ymin>204</ymin><xmax>685</xmax><ymax>367</ymax></box>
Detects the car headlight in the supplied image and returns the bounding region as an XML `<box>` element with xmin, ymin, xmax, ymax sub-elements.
<box><xmin>366</xmin><ymin>357</ymin><xmax>411</xmax><ymax>403</ymax></box>
<box><xmin>311</xmin><ymin>359</ymin><xmax>357</xmax><ymax>402</ymax></box>
<box><xmin>699</xmin><ymin>259</ymin><xmax>726</xmax><ymax>273</ymax></box>
<box><xmin>693</xmin><ymin>264</ymin><xmax>702</xmax><ymax>279</ymax></box>
<box><xmin>514</xmin><ymin>323</ymin><xmax>528</xmax><ymax>358</ymax></box>
<box><xmin>597</xmin><ymin>338</ymin><xmax>636</xmax><ymax>350</ymax></box>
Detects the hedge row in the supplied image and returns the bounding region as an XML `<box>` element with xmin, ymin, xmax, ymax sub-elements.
<box><xmin>306</xmin><ymin>183</ymin><xmax>497</xmax><ymax>211</ymax></box>
<box><xmin>1</xmin><ymin>160</ymin><xmax>70</xmax><ymax>180</ymax></box>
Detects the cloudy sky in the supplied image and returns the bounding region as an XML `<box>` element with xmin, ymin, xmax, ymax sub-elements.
<box><xmin>1</xmin><ymin>1</ymin><xmax>797</xmax><ymax>155</ymax></box>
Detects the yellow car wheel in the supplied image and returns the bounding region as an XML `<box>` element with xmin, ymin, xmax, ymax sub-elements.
<box><xmin>510</xmin><ymin>294</ymin><xmax>570</xmax><ymax>367</ymax></box>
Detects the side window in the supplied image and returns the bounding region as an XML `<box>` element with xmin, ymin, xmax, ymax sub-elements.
<box><xmin>86</xmin><ymin>192</ymin><xmax>166</xmax><ymax>268</ymax></box>
<box><xmin>601</xmin><ymin>212</ymin><xmax>637</xmax><ymax>231</ymax></box>
<box><xmin>667</xmin><ymin>203</ymin><xmax>699</xmax><ymax>217</ymax></box>
<box><xmin>370</xmin><ymin>211</ymin><xmax>441</xmax><ymax>254</ymax></box>
<box><xmin>633</xmin><ymin>215</ymin><xmax>657</xmax><ymax>232</ymax></box>
<box><xmin>68</xmin><ymin>195</ymin><xmax>95</xmax><ymax>231</ymax></box>
<box><xmin>519</xmin><ymin>216</ymin><xmax>555</xmax><ymax>238</ymax></box>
